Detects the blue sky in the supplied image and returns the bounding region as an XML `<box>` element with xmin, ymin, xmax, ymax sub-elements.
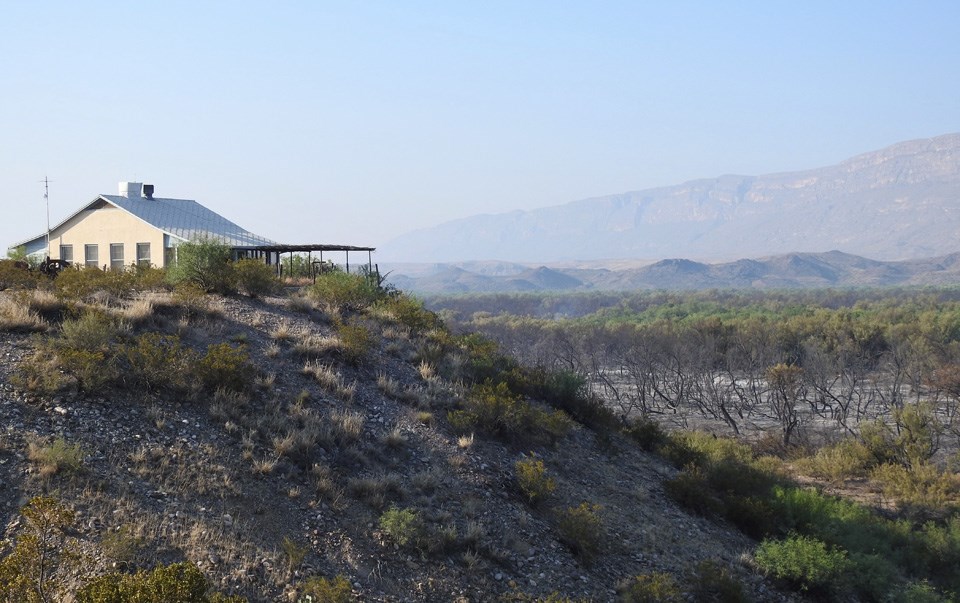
<box><xmin>2</xmin><ymin>1</ymin><xmax>958</xmax><ymax>252</ymax></box>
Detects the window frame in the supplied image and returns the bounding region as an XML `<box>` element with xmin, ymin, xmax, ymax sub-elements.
<box><xmin>110</xmin><ymin>243</ymin><xmax>124</xmax><ymax>271</ymax></box>
<box><xmin>84</xmin><ymin>244</ymin><xmax>99</xmax><ymax>268</ymax></box>
<box><xmin>136</xmin><ymin>242</ymin><xmax>151</xmax><ymax>267</ymax></box>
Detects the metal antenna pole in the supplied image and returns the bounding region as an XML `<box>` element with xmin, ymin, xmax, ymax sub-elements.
<box><xmin>43</xmin><ymin>177</ymin><xmax>51</xmax><ymax>259</ymax></box>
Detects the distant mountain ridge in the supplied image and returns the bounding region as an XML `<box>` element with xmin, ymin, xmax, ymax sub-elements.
<box><xmin>385</xmin><ymin>250</ymin><xmax>960</xmax><ymax>293</ymax></box>
<box><xmin>383</xmin><ymin>133</ymin><xmax>960</xmax><ymax>263</ymax></box>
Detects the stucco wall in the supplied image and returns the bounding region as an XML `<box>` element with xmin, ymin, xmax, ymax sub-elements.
<box><xmin>49</xmin><ymin>206</ymin><xmax>167</xmax><ymax>268</ymax></box>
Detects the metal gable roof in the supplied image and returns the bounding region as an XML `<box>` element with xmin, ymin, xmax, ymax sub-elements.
<box><xmin>100</xmin><ymin>195</ymin><xmax>277</xmax><ymax>247</ymax></box>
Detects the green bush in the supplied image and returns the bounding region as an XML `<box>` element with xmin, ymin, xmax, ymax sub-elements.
<box><xmin>796</xmin><ymin>437</ymin><xmax>875</xmax><ymax>483</ymax></box>
<box><xmin>754</xmin><ymin>534</ymin><xmax>851</xmax><ymax>594</ymax></box>
<box><xmin>60</xmin><ymin>310</ymin><xmax>119</xmax><ymax>352</ymax></box>
<box><xmin>299</xmin><ymin>574</ymin><xmax>355</xmax><ymax>602</ymax></box>
<box><xmin>624</xmin><ymin>416</ymin><xmax>668</xmax><ymax>452</ymax></box>
<box><xmin>234</xmin><ymin>258</ymin><xmax>278</xmax><ymax>298</ymax></box>
<box><xmin>196</xmin><ymin>343</ymin><xmax>253</xmax><ymax>392</ymax></box>
<box><xmin>309</xmin><ymin>271</ymin><xmax>382</xmax><ymax>312</ymax></box>
<box><xmin>447</xmin><ymin>381</ymin><xmax>572</xmax><ymax>445</ymax></box>
<box><xmin>374</xmin><ymin>294</ymin><xmax>441</xmax><ymax>332</ymax></box>
<box><xmin>664</xmin><ymin>465</ymin><xmax>723</xmax><ymax>517</ymax></box>
<box><xmin>870</xmin><ymin>461</ymin><xmax>957</xmax><ymax>516</ymax></box>
<box><xmin>167</xmin><ymin>239</ymin><xmax>236</xmax><ymax>294</ymax></box>
<box><xmin>686</xmin><ymin>560</ymin><xmax>749</xmax><ymax>603</ymax></box>
<box><xmin>515</xmin><ymin>457</ymin><xmax>556</xmax><ymax>506</ymax></box>
<box><xmin>123</xmin><ymin>332</ymin><xmax>195</xmax><ymax>392</ymax></box>
<box><xmin>379</xmin><ymin>506</ymin><xmax>425</xmax><ymax>549</ymax></box>
<box><xmin>0</xmin><ymin>496</ymin><xmax>79</xmax><ymax>603</ymax></box>
<box><xmin>335</xmin><ymin>320</ymin><xmax>373</xmax><ymax>365</ymax></box>
<box><xmin>620</xmin><ymin>572</ymin><xmax>682</xmax><ymax>602</ymax></box>
<box><xmin>555</xmin><ymin>502</ymin><xmax>603</xmax><ymax>563</ymax></box>
<box><xmin>0</xmin><ymin>259</ymin><xmax>40</xmax><ymax>290</ymax></box>
<box><xmin>76</xmin><ymin>561</ymin><xmax>245</xmax><ymax>603</ymax></box>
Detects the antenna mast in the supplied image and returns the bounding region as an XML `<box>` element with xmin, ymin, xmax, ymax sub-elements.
<box><xmin>43</xmin><ymin>176</ymin><xmax>51</xmax><ymax>259</ymax></box>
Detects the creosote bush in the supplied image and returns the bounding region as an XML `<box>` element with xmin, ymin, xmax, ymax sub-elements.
<box><xmin>754</xmin><ymin>534</ymin><xmax>851</xmax><ymax>594</ymax></box>
<box><xmin>233</xmin><ymin>258</ymin><xmax>278</xmax><ymax>298</ymax></box>
<box><xmin>308</xmin><ymin>271</ymin><xmax>382</xmax><ymax>312</ymax></box>
<box><xmin>514</xmin><ymin>456</ymin><xmax>556</xmax><ymax>506</ymax></box>
<box><xmin>555</xmin><ymin>502</ymin><xmax>603</xmax><ymax>563</ymax></box>
<box><xmin>167</xmin><ymin>239</ymin><xmax>236</xmax><ymax>294</ymax></box>
<box><xmin>379</xmin><ymin>506</ymin><xmax>426</xmax><ymax>549</ymax></box>
<box><xmin>76</xmin><ymin>562</ymin><xmax>245</xmax><ymax>603</ymax></box>
<box><xmin>447</xmin><ymin>381</ymin><xmax>572</xmax><ymax>446</ymax></box>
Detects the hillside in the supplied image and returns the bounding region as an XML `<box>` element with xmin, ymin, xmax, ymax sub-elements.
<box><xmin>386</xmin><ymin>250</ymin><xmax>960</xmax><ymax>294</ymax></box>
<box><xmin>383</xmin><ymin>133</ymin><xmax>960</xmax><ymax>263</ymax></box>
<box><xmin>0</xmin><ymin>277</ymin><xmax>790</xmax><ymax>602</ymax></box>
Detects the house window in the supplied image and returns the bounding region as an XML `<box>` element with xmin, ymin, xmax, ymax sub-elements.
<box><xmin>110</xmin><ymin>243</ymin><xmax>124</xmax><ymax>271</ymax></box>
<box><xmin>59</xmin><ymin>245</ymin><xmax>73</xmax><ymax>263</ymax></box>
<box><xmin>136</xmin><ymin>243</ymin><xmax>151</xmax><ymax>267</ymax></box>
<box><xmin>84</xmin><ymin>244</ymin><xmax>99</xmax><ymax>268</ymax></box>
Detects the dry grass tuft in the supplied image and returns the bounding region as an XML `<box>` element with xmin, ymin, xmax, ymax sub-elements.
<box><xmin>302</xmin><ymin>361</ymin><xmax>355</xmax><ymax>401</ymax></box>
<box><xmin>0</xmin><ymin>296</ymin><xmax>47</xmax><ymax>332</ymax></box>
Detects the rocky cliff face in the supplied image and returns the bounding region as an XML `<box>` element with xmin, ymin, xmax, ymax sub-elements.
<box><xmin>384</xmin><ymin>133</ymin><xmax>960</xmax><ymax>262</ymax></box>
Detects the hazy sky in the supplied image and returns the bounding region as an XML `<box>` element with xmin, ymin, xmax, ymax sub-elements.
<box><xmin>3</xmin><ymin>1</ymin><xmax>958</xmax><ymax>252</ymax></box>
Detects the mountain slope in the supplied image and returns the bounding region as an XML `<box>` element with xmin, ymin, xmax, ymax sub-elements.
<box><xmin>386</xmin><ymin>250</ymin><xmax>960</xmax><ymax>293</ymax></box>
<box><xmin>383</xmin><ymin>133</ymin><xmax>960</xmax><ymax>262</ymax></box>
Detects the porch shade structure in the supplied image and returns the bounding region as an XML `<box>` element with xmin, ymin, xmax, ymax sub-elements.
<box><xmin>245</xmin><ymin>243</ymin><xmax>376</xmax><ymax>277</ymax></box>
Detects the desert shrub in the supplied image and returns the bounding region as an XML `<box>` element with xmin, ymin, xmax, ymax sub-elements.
<box><xmin>234</xmin><ymin>258</ymin><xmax>278</xmax><ymax>297</ymax></box>
<box><xmin>27</xmin><ymin>437</ymin><xmax>85</xmax><ymax>477</ymax></box>
<box><xmin>620</xmin><ymin>572</ymin><xmax>682</xmax><ymax>602</ymax></box>
<box><xmin>167</xmin><ymin>239</ymin><xmax>236</xmax><ymax>294</ymax></box>
<box><xmin>529</xmin><ymin>368</ymin><xmax>617</xmax><ymax>431</ymax></box>
<box><xmin>846</xmin><ymin>552</ymin><xmax>900</xmax><ymax>602</ymax></box>
<box><xmin>195</xmin><ymin>343</ymin><xmax>253</xmax><ymax>392</ymax></box>
<box><xmin>379</xmin><ymin>506</ymin><xmax>426</xmax><ymax>549</ymax></box>
<box><xmin>299</xmin><ymin>574</ymin><xmax>355</xmax><ymax>603</ymax></box>
<box><xmin>754</xmin><ymin>534</ymin><xmax>851</xmax><ymax>594</ymax></box>
<box><xmin>514</xmin><ymin>457</ymin><xmax>556</xmax><ymax>506</ymax></box>
<box><xmin>374</xmin><ymin>294</ymin><xmax>441</xmax><ymax>332</ymax></box>
<box><xmin>76</xmin><ymin>561</ymin><xmax>245</xmax><ymax>603</ymax></box>
<box><xmin>447</xmin><ymin>381</ymin><xmax>572</xmax><ymax>445</ymax></box>
<box><xmin>54</xmin><ymin>266</ymin><xmax>111</xmax><ymax>299</ymax></box>
<box><xmin>871</xmin><ymin>461</ymin><xmax>957</xmax><ymax>516</ymax></box>
<box><xmin>0</xmin><ymin>496</ymin><xmax>80</xmax><ymax>603</ymax></box>
<box><xmin>11</xmin><ymin>349</ymin><xmax>68</xmax><ymax>394</ymax></box>
<box><xmin>335</xmin><ymin>320</ymin><xmax>373</xmax><ymax>365</ymax></box>
<box><xmin>123</xmin><ymin>332</ymin><xmax>195</xmax><ymax>392</ymax></box>
<box><xmin>795</xmin><ymin>437</ymin><xmax>875</xmax><ymax>483</ymax></box>
<box><xmin>889</xmin><ymin>581</ymin><xmax>951</xmax><ymax>603</ymax></box>
<box><xmin>127</xmin><ymin>263</ymin><xmax>168</xmax><ymax>290</ymax></box>
<box><xmin>664</xmin><ymin>465</ymin><xmax>723</xmax><ymax>517</ymax></box>
<box><xmin>686</xmin><ymin>560</ymin><xmax>749</xmax><ymax>603</ymax></box>
<box><xmin>555</xmin><ymin>502</ymin><xmax>603</xmax><ymax>563</ymax></box>
<box><xmin>60</xmin><ymin>310</ymin><xmax>119</xmax><ymax>352</ymax></box>
<box><xmin>56</xmin><ymin>347</ymin><xmax>116</xmax><ymax>392</ymax></box>
<box><xmin>625</xmin><ymin>415</ymin><xmax>668</xmax><ymax>452</ymax></box>
<box><xmin>309</xmin><ymin>271</ymin><xmax>382</xmax><ymax>312</ymax></box>
<box><xmin>0</xmin><ymin>259</ymin><xmax>40</xmax><ymax>290</ymax></box>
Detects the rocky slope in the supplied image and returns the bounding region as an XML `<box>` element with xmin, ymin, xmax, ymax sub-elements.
<box><xmin>383</xmin><ymin>133</ymin><xmax>960</xmax><ymax>263</ymax></box>
<box><xmin>0</xmin><ymin>289</ymin><xmax>798</xmax><ymax>602</ymax></box>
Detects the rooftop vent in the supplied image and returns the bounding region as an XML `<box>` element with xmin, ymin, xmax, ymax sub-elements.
<box><xmin>119</xmin><ymin>181</ymin><xmax>143</xmax><ymax>199</ymax></box>
<box><xmin>142</xmin><ymin>184</ymin><xmax>154</xmax><ymax>200</ymax></box>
